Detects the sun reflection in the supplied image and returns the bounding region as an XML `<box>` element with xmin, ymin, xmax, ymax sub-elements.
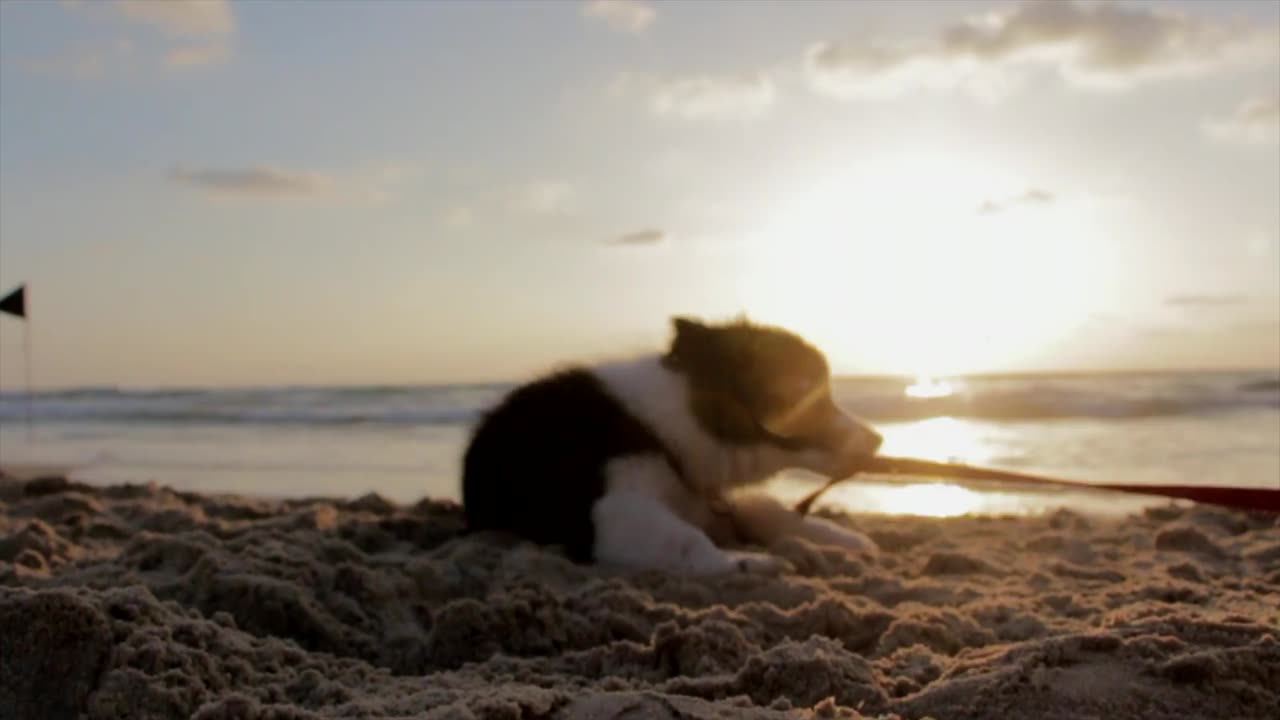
<box><xmin>878</xmin><ymin>416</ymin><xmax>990</xmax><ymax>465</ymax></box>
<box><xmin>904</xmin><ymin>374</ymin><xmax>955</xmax><ymax>399</ymax></box>
<box><xmin>866</xmin><ymin>483</ymin><xmax>985</xmax><ymax>517</ymax></box>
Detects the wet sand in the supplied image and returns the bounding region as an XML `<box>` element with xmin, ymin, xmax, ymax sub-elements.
<box><xmin>1</xmin><ymin>470</ymin><xmax>1278</xmax><ymax>719</ymax></box>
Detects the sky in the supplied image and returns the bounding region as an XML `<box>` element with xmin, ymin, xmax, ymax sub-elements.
<box><xmin>0</xmin><ymin>0</ymin><xmax>1277</xmax><ymax>389</ymax></box>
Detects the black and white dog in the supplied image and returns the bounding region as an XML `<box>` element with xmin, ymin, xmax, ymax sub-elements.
<box><xmin>461</xmin><ymin>316</ymin><xmax>882</xmax><ymax>575</ymax></box>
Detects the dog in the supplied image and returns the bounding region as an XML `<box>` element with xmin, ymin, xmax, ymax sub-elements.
<box><xmin>461</xmin><ymin>315</ymin><xmax>882</xmax><ymax>576</ymax></box>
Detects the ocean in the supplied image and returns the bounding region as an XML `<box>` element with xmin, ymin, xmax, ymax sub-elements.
<box><xmin>1</xmin><ymin>371</ymin><xmax>1277</xmax><ymax>517</ymax></box>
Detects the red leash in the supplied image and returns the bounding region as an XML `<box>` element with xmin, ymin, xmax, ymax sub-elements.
<box><xmin>794</xmin><ymin>455</ymin><xmax>1280</xmax><ymax>515</ymax></box>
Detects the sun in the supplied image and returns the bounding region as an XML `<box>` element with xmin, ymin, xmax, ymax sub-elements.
<box><xmin>738</xmin><ymin>145</ymin><xmax>1109</xmax><ymax>376</ymax></box>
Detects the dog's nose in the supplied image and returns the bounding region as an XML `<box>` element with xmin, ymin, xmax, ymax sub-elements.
<box><xmin>864</xmin><ymin>428</ymin><xmax>884</xmax><ymax>454</ymax></box>
<box><xmin>825</xmin><ymin>422</ymin><xmax>883</xmax><ymax>478</ymax></box>
<box><xmin>847</xmin><ymin>425</ymin><xmax>882</xmax><ymax>457</ymax></box>
<box><xmin>829</xmin><ymin>416</ymin><xmax>882</xmax><ymax>456</ymax></box>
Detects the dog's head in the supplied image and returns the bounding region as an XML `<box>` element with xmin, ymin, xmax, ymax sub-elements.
<box><xmin>662</xmin><ymin>315</ymin><xmax>882</xmax><ymax>480</ymax></box>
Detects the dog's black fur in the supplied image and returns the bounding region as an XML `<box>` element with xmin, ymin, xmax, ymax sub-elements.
<box><xmin>461</xmin><ymin>369</ymin><xmax>678</xmax><ymax>560</ymax></box>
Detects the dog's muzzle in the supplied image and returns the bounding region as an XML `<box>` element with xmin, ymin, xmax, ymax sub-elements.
<box><xmin>818</xmin><ymin>412</ymin><xmax>883</xmax><ymax>474</ymax></box>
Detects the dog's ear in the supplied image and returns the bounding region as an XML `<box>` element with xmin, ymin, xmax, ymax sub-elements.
<box><xmin>668</xmin><ymin>316</ymin><xmax>715</xmax><ymax>366</ymax></box>
<box><xmin>672</xmin><ymin>316</ymin><xmax>709</xmax><ymax>341</ymax></box>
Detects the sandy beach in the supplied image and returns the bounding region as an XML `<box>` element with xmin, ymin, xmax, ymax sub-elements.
<box><xmin>1</xmin><ymin>470</ymin><xmax>1278</xmax><ymax>720</ymax></box>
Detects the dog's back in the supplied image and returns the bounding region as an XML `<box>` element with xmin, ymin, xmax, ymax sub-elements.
<box><xmin>461</xmin><ymin>365</ymin><xmax>677</xmax><ymax>561</ymax></box>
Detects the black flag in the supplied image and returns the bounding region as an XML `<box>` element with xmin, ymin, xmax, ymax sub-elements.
<box><xmin>0</xmin><ymin>284</ymin><xmax>25</xmax><ymax>319</ymax></box>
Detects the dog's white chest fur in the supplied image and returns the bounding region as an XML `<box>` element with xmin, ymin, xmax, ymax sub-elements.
<box><xmin>583</xmin><ymin>355</ymin><xmax>878</xmax><ymax>576</ymax></box>
<box><xmin>592</xmin><ymin>355</ymin><xmax>822</xmax><ymax>497</ymax></box>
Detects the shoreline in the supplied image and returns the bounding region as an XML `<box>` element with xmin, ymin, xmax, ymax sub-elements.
<box><xmin>2</xmin><ymin>471</ymin><xmax>1278</xmax><ymax>719</ymax></box>
<box><xmin>0</xmin><ymin>460</ymin><xmax>1201</xmax><ymax>520</ymax></box>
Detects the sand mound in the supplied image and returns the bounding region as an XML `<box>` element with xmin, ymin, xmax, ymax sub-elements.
<box><xmin>1</xmin><ymin>473</ymin><xmax>1278</xmax><ymax>719</ymax></box>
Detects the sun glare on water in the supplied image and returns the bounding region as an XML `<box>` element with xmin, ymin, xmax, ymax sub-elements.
<box><xmin>785</xmin><ymin>476</ymin><xmax>1012</xmax><ymax>518</ymax></box>
<box><xmin>878</xmin><ymin>415</ymin><xmax>991</xmax><ymax>466</ymax></box>
<box><xmin>869</xmin><ymin>483</ymin><xmax>986</xmax><ymax>517</ymax></box>
<box><xmin>861</xmin><ymin>382</ymin><xmax>997</xmax><ymax>517</ymax></box>
<box><xmin>904</xmin><ymin>374</ymin><xmax>954</xmax><ymax>399</ymax></box>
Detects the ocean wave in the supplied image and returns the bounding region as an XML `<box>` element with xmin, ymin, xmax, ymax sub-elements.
<box><xmin>0</xmin><ymin>385</ymin><xmax>498</xmax><ymax>427</ymax></box>
<box><xmin>0</xmin><ymin>404</ymin><xmax>481</xmax><ymax>427</ymax></box>
<box><xmin>1239</xmin><ymin>378</ymin><xmax>1280</xmax><ymax>393</ymax></box>
<box><xmin>841</xmin><ymin>386</ymin><xmax>1278</xmax><ymax>421</ymax></box>
<box><xmin>0</xmin><ymin>373</ymin><xmax>1275</xmax><ymax>427</ymax></box>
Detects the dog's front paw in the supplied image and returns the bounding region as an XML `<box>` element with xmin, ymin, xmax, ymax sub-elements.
<box><xmin>724</xmin><ymin>550</ymin><xmax>792</xmax><ymax>576</ymax></box>
<box><xmin>800</xmin><ymin>516</ymin><xmax>880</xmax><ymax>555</ymax></box>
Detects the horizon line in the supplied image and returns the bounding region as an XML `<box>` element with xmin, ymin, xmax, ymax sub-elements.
<box><xmin>1</xmin><ymin>364</ymin><xmax>1277</xmax><ymax>395</ymax></box>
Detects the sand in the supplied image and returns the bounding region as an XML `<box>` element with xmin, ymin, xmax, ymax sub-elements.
<box><xmin>1</xmin><ymin>471</ymin><xmax>1278</xmax><ymax>720</ymax></box>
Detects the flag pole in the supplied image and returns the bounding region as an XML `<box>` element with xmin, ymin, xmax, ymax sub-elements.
<box><xmin>23</xmin><ymin>293</ymin><xmax>32</xmax><ymax>442</ymax></box>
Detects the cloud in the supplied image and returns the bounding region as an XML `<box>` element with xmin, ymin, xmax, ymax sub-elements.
<box><xmin>581</xmin><ymin>0</ymin><xmax>655</xmax><ymax>34</ymax></box>
<box><xmin>806</xmin><ymin>0</ymin><xmax>1278</xmax><ymax>100</ymax></box>
<box><xmin>978</xmin><ymin>188</ymin><xmax>1055</xmax><ymax>214</ymax></box>
<box><xmin>170</xmin><ymin>166</ymin><xmax>334</xmax><ymax>198</ymax></box>
<box><xmin>1205</xmin><ymin>95</ymin><xmax>1280</xmax><ymax>145</ymax></box>
<box><xmin>49</xmin><ymin>0</ymin><xmax>234</xmax><ymax>73</ymax></box>
<box><xmin>614</xmin><ymin>72</ymin><xmax>777</xmax><ymax>120</ymax></box>
<box><xmin>806</xmin><ymin>39</ymin><xmax>993</xmax><ymax>100</ymax></box>
<box><xmin>1165</xmin><ymin>294</ymin><xmax>1250</xmax><ymax>308</ymax></box>
<box><xmin>513</xmin><ymin>181</ymin><xmax>578</xmax><ymax>215</ymax></box>
<box><xmin>651</xmin><ymin>74</ymin><xmax>777</xmax><ymax>120</ymax></box>
<box><xmin>113</xmin><ymin>0</ymin><xmax>234</xmax><ymax>36</ymax></box>
<box><xmin>610</xmin><ymin>229</ymin><xmax>666</xmax><ymax>246</ymax></box>
<box><xmin>169</xmin><ymin>162</ymin><xmax>420</xmax><ymax>206</ymax></box>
